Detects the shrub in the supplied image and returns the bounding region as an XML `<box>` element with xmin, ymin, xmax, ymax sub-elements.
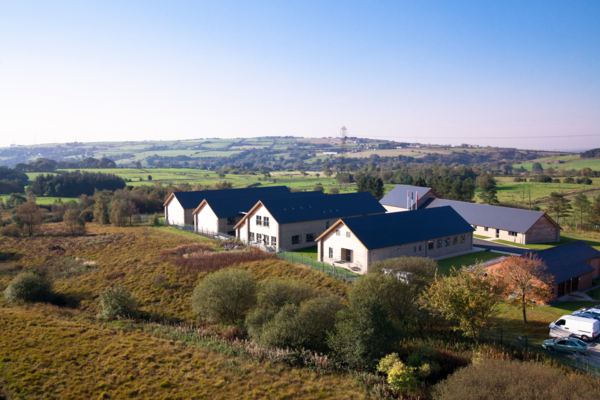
<box><xmin>433</xmin><ymin>358</ymin><xmax>600</xmax><ymax>400</ymax></box>
<box><xmin>377</xmin><ymin>354</ymin><xmax>418</xmax><ymax>393</ymax></box>
<box><xmin>563</xmin><ymin>177</ymin><xmax>575</xmax><ymax>183</ymax></box>
<box><xmin>256</xmin><ymin>279</ymin><xmax>317</xmax><ymax>311</ymax></box>
<box><xmin>190</xmin><ymin>269</ymin><xmax>256</xmax><ymax>324</ymax></box>
<box><xmin>512</xmin><ymin>177</ymin><xmax>523</xmax><ymax>182</ymax></box>
<box><xmin>253</xmin><ymin>295</ymin><xmax>343</xmax><ymax>352</ymax></box>
<box><xmin>98</xmin><ymin>286</ymin><xmax>139</xmax><ymax>320</ymax></box>
<box><xmin>328</xmin><ymin>297</ymin><xmax>398</xmax><ymax>371</ymax></box>
<box><xmin>0</xmin><ymin>224</ymin><xmax>21</xmax><ymax>237</ymax></box>
<box><xmin>149</xmin><ymin>213</ymin><xmax>160</xmax><ymax>226</ymax></box>
<box><xmin>329</xmin><ymin>187</ymin><xmax>340</xmax><ymax>194</ymax></box>
<box><xmin>534</xmin><ymin>174</ymin><xmax>552</xmax><ymax>183</ymax></box>
<box><xmin>3</xmin><ymin>272</ymin><xmax>53</xmax><ymax>303</ymax></box>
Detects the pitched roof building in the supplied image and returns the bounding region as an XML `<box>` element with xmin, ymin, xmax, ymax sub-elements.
<box><xmin>234</xmin><ymin>192</ymin><xmax>386</xmax><ymax>251</ymax></box>
<box><xmin>379</xmin><ymin>185</ymin><xmax>440</xmax><ymax>212</ymax></box>
<box><xmin>164</xmin><ymin>186</ymin><xmax>293</xmax><ymax>227</ymax></box>
<box><xmin>315</xmin><ymin>206</ymin><xmax>475</xmax><ymax>273</ymax></box>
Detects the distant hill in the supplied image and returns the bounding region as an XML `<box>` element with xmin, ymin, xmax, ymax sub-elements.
<box><xmin>581</xmin><ymin>148</ymin><xmax>600</xmax><ymax>158</ymax></box>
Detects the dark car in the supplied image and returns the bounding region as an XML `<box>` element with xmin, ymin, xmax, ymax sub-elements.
<box><xmin>542</xmin><ymin>337</ymin><xmax>588</xmax><ymax>355</ymax></box>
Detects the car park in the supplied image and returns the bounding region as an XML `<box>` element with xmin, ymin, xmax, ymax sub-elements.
<box><xmin>542</xmin><ymin>337</ymin><xmax>589</xmax><ymax>355</ymax></box>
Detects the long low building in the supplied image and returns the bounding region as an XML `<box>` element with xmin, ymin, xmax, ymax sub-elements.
<box><xmin>234</xmin><ymin>192</ymin><xmax>386</xmax><ymax>251</ymax></box>
<box><xmin>164</xmin><ymin>186</ymin><xmax>293</xmax><ymax>227</ymax></box>
<box><xmin>422</xmin><ymin>198</ymin><xmax>560</xmax><ymax>244</ymax></box>
<box><xmin>315</xmin><ymin>206</ymin><xmax>475</xmax><ymax>274</ymax></box>
<box><xmin>379</xmin><ymin>184</ymin><xmax>440</xmax><ymax>212</ymax></box>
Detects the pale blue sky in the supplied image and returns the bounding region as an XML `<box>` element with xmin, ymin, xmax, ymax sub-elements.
<box><xmin>1</xmin><ymin>1</ymin><xmax>599</xmax><ymax>150</ymax></box>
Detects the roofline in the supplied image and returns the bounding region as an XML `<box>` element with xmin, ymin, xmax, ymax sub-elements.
<box><xmin>315</xmin><ymin>219</ymin><xmax>370</xmax><ymax>251</ymax></box>
<box><xmin>192</xmin><ymin>199</ymin><xmax>208</xmax><ymax>215</ymax></box>
<box><xmin>163</xmin><ymin>192</ymin><xmax>175</xmax><ymax>207</ymax></box>
<box><xmin>233</xmin><ymin>200</ymin><xmax>265</xmax><ymax>229</ymax></box>
<box><xmin>540</xmin><ymin>212</ymin><xmax>562</xmax><ymax>231</ymax></box>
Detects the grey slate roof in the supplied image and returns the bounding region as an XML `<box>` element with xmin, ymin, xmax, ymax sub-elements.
<box><xmin>171</xmin><ymin>186</ymin><xmax>291</xmax><ymax>209</ymax></box>
<box><xmin>339</xmin><ymin>206</ymin><xmax>475</xmax><ymax>250</ymax></box>
<box><xmin>525</xmin><ymin>241</ymin><xmax>599</xmax><ymax>285</ymax></box>
<box><xmin>422</xmin><ymin>198</ymin><xmax>553</xmax><ymax>233</ymax></box>
<box><xmin>260</xmin><ymin>192</ymin><xmax>386</xmax><ymax>224</ymax></box>
<box><xmin>205</xmin><ymin>191</ymin><xmax>325</xmax><ymax>218</ymax></box>
<box><xmin>380</xmin><ymin>185</ymin><xmax>436</xmax><ymax>207</ymax></box>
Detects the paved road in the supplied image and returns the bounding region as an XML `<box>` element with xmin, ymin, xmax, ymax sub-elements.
<box><xmin>473</xmin><ymin>238</ymin><xmax>529</xmax><ymax>255</ymax></box>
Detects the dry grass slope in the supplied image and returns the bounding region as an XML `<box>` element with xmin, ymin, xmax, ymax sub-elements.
<box><xmin>0</xmin><ymin>304</ymin><xmax>370</xmax><ymax>400</ymax></box>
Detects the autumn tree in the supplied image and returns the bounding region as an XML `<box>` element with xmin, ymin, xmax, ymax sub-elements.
<box><xmin>573</xmin><ymin>193</ymin><xmax>591</xmax><ymax>228</ymax></box>
<box><xmin>16</xmin><ymin>200</ymin><xmax>43</xmax><ymax>237</ymax></box>
<box><xmin>64</xmin><ymin>209</ymin><xmax>86</xmax><ymax>236</ymax></box>
<box><xmin>493</xmin><ymin>255</ymin><xmax>553</xmax><ymax>323</ymax></box>
<box><xmin>423</xmin><ymin>266</ymin><xmax>503</xmax><ymax>343</ymax></box>
<box><xmin>94</xmin><ymin>196</ymin><xmax>110</xmax><ymax>224</ymax></box>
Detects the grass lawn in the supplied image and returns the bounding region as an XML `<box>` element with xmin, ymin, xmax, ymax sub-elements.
<box><xmin>473</xmin><ymin>234</ymin><xmax>490</xmax><ymax>239</ymax></box>
<box><xmin>291</xmin><ymin>245</ymin><xmax>318</xmax><ymax>260</ymax></box>
<box><xmin>279</xmin><ymin>250</ymin><xmax>360</xmax><ymax>278</ymax></box>
<box><xmin>587</xmin><ymin>287</ymin><xmax>600</xmax><ymax>301</ymax></box>
<box><xmin>0</xmin><ymin>194</ymin><xmax>78</xmax><ymax>205</ymax></box>
<box><xmin>436</xmin><ymin>251</ymin><xmax>505</xmax><ymax>275</ymax></box>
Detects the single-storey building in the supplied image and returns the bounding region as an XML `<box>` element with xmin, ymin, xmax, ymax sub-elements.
<box><xmin>192</xmin><ymin>190</ymin><xmax>324</xmax><ymax>236</ymax></box>
<box><xmin>163</xmin><ymin>186</ymin><xmax>291</xmax><ymax>227</ymax></box>
<box><xmin>379</xmin><ymin>185</ymin><xmax>440</xmax><ymax>212</ymax></box>
<box><xmin>422</xmin><ymin>198</ymin><xmax>560</xmax><ymax>244</ymax></box>
<box><xmin>234</xmin><ymin>192</ymin><xmax>386</xmax><ymax>251</ymax></box>
<box><xmin>486</xmin><ymin>241</ymin><xmax>600</xmax><ymax>301</ymax></box>
<box><xmin>315</xmin><ymin>206</ymin><xmax>475</xmax><ymax>274</ymax></box>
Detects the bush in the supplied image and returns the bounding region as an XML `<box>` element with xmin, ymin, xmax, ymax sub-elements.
<box><xmin>563</xmin><ymin>177</ymin><xmax>575</xmax><ymax>183</ymax></box>
<box><xmin>512</xmin><ymin>177</ymin><xmax>523</xmax><ymax>182</ymax></box>
<box><xmin>328</xmin><ymin>297</ymin><xmax>398</xmax><ymax>371</ymax></box>
<box><xmin>98</xmin><ymin>286</ymin><xmax>139</xmax><ymax>320</ymax></box>
<box><xmin>0</xmin><ymin>224</ymin><xmax>21</xmax><ymax>237</ymax></box>
<box><xmin>190</xmin><ymin>269</ymin><xmax>256</xmax><ymax>324</ymax></box>
<box><xmin>64</xmin><ymin>209</ymin><xmax>86</xmax><ymax>236</ymax></box>
<box><xmin>3</xmin><ymin>272</ymin><xmax>53</xmax><ymax>303</ymax></box>
<box><xmin>577</xmin><ymin>177</ymin><xmax>593</xmax><ymax>185</ymax></box>
<box><xmin>252</xmin><ymin>295</ymin><xmax>343</xmax><ymax>352</ymax></box>
<box><xmin>433</xmin><ymin>358</ymin><xmax>599</xmax><ymax>400</ymax></box>
<box><xmin>534</xmin><ymin>174</ymin><xmax>552</xmax><ymax>183</ymax></box>
<box><xmin>149</xmin><ymin>213</ymin><xmax>160</xmax><ymax>226</ymax></box>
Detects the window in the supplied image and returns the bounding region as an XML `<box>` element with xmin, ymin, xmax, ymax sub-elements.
<box><xmin>325</xmin><ymin>220</ymin><xmax>330</xmax><ymax>229</ymax></box>
<box><xmin>484</xmin><ymin>227</ymin><xmax>488</xmax><ymax>232</ymax></box>
<box><xmin>419</xmin><ymin>245</ymin><xmax>422</xmax><ymax>251</ymax></box>
<box><xmin>249</xmin><ymin>232</ymin><xmax>255</xmax><ymax>241</ymax></box>
<box><xmin>444</xmin><ymin>238</ymin><xmax>450</xmax><ymax>247</ymax></box>
<box><xmin>414</xmin><ymin>246</ymin><xmax>417</xmax><ymax>253</ymax></box>
<box><xmin>453</xmin><ymin>236</ymin><xmax>458</xmax><ymax>245</ymax></box>
<box><xmin>292</xmin><ymin>235</ymin><xmax>301</xmax><ymax>245</ymax></box>
<box><xmin>428</xmin><ymin>241</ymin><xmax>434</xmax><ymax>250</ymax></box>
<box><xmin>556</xmin><ymin>319</ymin><xmax>566</xmax><ymax>326</ymax></box>
<box><xmin>256</xmin><ymin>215</ymin><xmax>262</xmax><ymax>226</ymax></box>
<box><xmin>264</xmin><ymin>217</ymin><xmax>270</xmax><ymax>228</ymax></box>
<box><xmin>264</xmin><ymin>236</ymin><xmax>269</xmax><ymax>245</ymax></box>
<box><xmin>271</xmin><ymin>236</ymin><xmax>277</xmax><ymax>246</ymax></box>
<box><xmin>256</xmin><ymin>233</ymin><xmax>263</xmax><ymax>243</ymax></box>
<box><xmin>329</xmin><ymin>247</ymin><xmax>333</xmax><ymax>258</ymax></box>
<box><xmin>306</xmin><ymin>233</ymin><xmax>315</xmax><ymax>242</ymax></box>
<box><xmin>460</xmin><ymin>234</ymin><xmax>465</xmax><ymax>243</ymax></box>
<box><xmin>336</xmin><ymin>230</ymin><xmax>340</xmax><ymax>236</ymax></box>
<box><xmin>472</xmin><ymin>225</ymin><xmax>477</xmax><ymax>229</ymax></box>
<box><xmin>346</xmin><ymin>232</ymin><xmax>351</xmax><ymax>238</ymax></box>
<box><xmin>227</xmin><ymin>217</ymin><xmax>235</xmax><ymax>225</ymax></box>
<box><xmin>437</xmin><ymin>239</ymin><xmax>442</xmax><ymax>248</ymax></box>
<box><xmin>509</xmin><ymin>231</ymin><xmax>518</xmax><ymax>237</ymax></box>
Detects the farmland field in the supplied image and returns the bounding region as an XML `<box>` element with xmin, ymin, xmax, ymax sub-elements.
<box><xmin>484</xmin><ymin>177</ymin><xmax>600</xmax><ymax>205</ymax></box>
<box><xmin>513</xmin><ymin>154</ymin><xmax>600</xmax><ymax>171</ymax></box>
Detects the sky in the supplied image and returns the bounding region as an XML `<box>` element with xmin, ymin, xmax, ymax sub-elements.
<box><xmin>0</xmin><ymin>1</ymin><xmax>599</xmax><ymax>151</ymax></box>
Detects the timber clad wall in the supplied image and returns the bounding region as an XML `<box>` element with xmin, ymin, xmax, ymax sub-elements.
<box><xmin>585</xmin><ymin>258</ymin><xmax>600</xmax><ymax>278</ymax></box>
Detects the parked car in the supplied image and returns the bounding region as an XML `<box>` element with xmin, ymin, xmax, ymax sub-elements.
<box><xmin>581</xmin><ymin>307</ymin><xmax>600</xmax><ymax>316</ymax></box>
<box><xmin>573</xmin><ymin>311</ymin><xmax>600</xmax><ymax>321</ymax></box>
<box><xmin>549</xmin><ymin>315</ymin><xmax>600</xmax><ymax>342</ymax></box>
<box><xmin>542</xmin><ymin>337</ymin><xmax>588</xmax><ymax>355</ymax></box>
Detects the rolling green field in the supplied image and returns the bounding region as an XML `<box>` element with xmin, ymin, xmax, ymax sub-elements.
<box><xmin>513</xmin><ymin>154</ymin><xmax>600</xmax><ymax>171</ymax></box>
<box><xmin>0</xmin><ymin>195</ymin><xmax>78</xmax><ymax>205</ymax></box>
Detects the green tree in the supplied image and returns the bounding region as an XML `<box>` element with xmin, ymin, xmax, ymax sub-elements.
<box><xmin>328</xmin><ymin>297</ymin><xmax>398</xmax><ymax>371</ymax></box>
<box><xmin>64</xmin><ymin>209</ymin><xmax>86</xmax><ymax>236</ymax></box>
<box><xmin>461</xmin><ymin>177</ymin><xmax>476</xmax><ymax>202</ymax></box>
<box><xmin>356</xmin><ymin>176</ymin><xmax>368</xmax><ymax>193</ymax></box>
<box><xmin>531</xmin><ymin>162</ymin><xmax>543</xmax><ymax>173</ymax></box>
<box><xmin>322</xmin><ymin>165</ymin><xmax>332</xmax><ymax>178</ymax></box>
<box><xmin>449</xmin><ymin>179</ymin><xmax>463</xmax><ymax>201</ymax></box>
<box><xmin>547</xmin><ymin>192</ymin><xmax>571</xmax><ymax>224</ymax></box>
<box><xmin>134</xmin><ymin>161</ymin><xmax>142</xmax><ymax>169</ymax></box>
<box><xmin>478</xmin><ymin>182</ymin><xmax>499</xmax><ymax>205</ymax></box>
<box><xmin>589</xmin><ymin>195</ymin><xmax>600</xmax><ymax>226</ymax></box>
<box><xmin>423</xmin><ymin>266</ymin><xmax>502</xmax><ymax>343</ymax></box>
<box><xmin>94</xmin><ymin>196</ymin><xmax>110</xmax><ymax>224</ymax></box>
<box><xmin>573</xmin><ymin>193</ymin><xmax>591</xmax><ymax>228</ymax></box>
<box><xmin>366</xmin><ymin>177</ymin><xmax>385</xmax><ymax>200</ymax></box>
<box><xmin>110</xmin><ymin>199</ymin><xmax>128</xmax><ymax>227</ymax></box>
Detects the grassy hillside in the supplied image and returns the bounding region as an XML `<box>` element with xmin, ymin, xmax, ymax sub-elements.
<box><xmin>513</xmin><ymin>154</ymin><xmax>600</xmax><ymax>171</ymax></box>
<box><xmin>0</xmin><ymin>222</ymin><xmax>368</xmax><ymax>399</ymax></box>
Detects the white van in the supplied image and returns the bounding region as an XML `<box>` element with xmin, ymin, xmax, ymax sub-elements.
<box><xmin>549</xmin><ymin>315</ymin><xmax>600</xmax><ymax>342</ymax></box>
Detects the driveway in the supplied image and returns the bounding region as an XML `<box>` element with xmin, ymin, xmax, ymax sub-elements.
<box><xmin>473</xmin><ymin>238</ymin><xmax>529</xmax><ymax>255</ymax></box>
<box><xmin>549</xmin><ymin>327</ymin><xmax>600</xmax><ymax>368</ymax></box>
